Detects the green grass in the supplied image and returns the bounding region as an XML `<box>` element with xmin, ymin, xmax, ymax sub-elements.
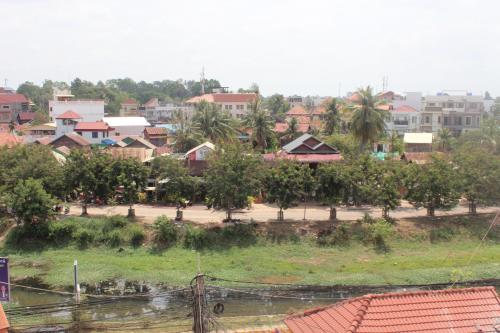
<box><xmin>4</xmin><ymin>238</ymin><xmax>499</xmax><ymax>288</ymax></box>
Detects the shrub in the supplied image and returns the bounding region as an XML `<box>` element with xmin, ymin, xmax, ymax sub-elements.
<box><xmin>368</xmin><ymin>219</ymin><xmax>394</xmax><ymax>252</ymax></box>
<box><xmin>103</xmin><ymin>215</ymin><xmax>128</xmax><ymax>232</ymax></box>
<box><xmin>129</xmin><ymin>226</ymin><xmax>145</xmax><ymax>247</ymax></box>
<box><xmin>221</xmin><ymin>224</ymin><xmax>257</xmax><ymax>245</ymax></box>
<box><xmin>75</xmin><ymin>229</ymin><xmax>95</xmax><ymax>248</ymax></box>
<box><xmin>0</xmin><ymin>218</ymin><xmax>11</xmax><ymax>235</ymax></box>
<box><xmin>106</xmin><ymin>230</ymin><xmax>123</xmax><ymax>247</ymax></box>
<box><xmin>153</xmin><ymin>216</ymin><xmax>178</xmax><ymax>248</ymax></box>
<box><xmin>183</xmin><ymin>226</ymin><xmax>209</xmax><ymax>249</ymax></box>
<box><xmin>317</xmin><ymin>223</ymin><xmax>351</xmax><ymax>247</ymax></box>
<box><xmin>359</xmin><ymin>213</ymin><xmax>376</xmax><ymax>225</ymax></box>
<box><xmin>49</xmin><ymin>221</ymin><xmax>77</xmax><ymax>245</ymax></box>
<box><xmin>430</xmin><ymin>227</ymin><xmax>456</xmax><ymax>242</ymax></box>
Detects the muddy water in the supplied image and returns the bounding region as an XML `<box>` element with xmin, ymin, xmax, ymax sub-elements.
<box><xmin>6</xmin><ymin>280</ymin><xmax>500</xmax><ymax>331</ymax></box>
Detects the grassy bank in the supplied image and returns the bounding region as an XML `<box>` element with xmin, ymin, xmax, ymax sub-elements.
<box><xmin>1</xmin><ymin>213</ymin><xmax>499</xmax><ymax>289</ymax></box>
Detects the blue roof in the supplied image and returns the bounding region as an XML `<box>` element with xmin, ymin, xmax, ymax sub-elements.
<box><xmin>101</xmin><ymin>138</ymin><xmax>117</xmax><ymax>145</ymax></box>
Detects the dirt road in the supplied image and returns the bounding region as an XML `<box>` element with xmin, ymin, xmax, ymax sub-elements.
<box><xmin>68</xmin><ymin>201</ymin><xmax>498</xmax><ymax>224</ymax></box>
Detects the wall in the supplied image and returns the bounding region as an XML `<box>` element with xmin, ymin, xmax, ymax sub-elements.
<box><xmin>49</xmin><ymin>100</ymin><xmax>105</xmax><ymax>122</ymax></box>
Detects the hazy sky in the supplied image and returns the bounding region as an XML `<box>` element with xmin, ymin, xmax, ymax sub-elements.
<box><xmin>1</xmin><ymin>0</ymin><xmax>499</xmax><ymax>96</ymax></box>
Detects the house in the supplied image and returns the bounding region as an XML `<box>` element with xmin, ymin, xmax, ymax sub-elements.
<box><xmin>103</xmin><ymin>117</ymin><xmax>150</xmax><ymax>136</ymax></box>
<box><xmin>404</xmin><ymin>132</ymin><xmax>433</xmax><ymax>152</ymax></box>
<box><xmin>140</xmin><ymin>97</ymin><xmax>192</xmax><ymax>123</ymax></box>
<box><xmin>285</xmin><ymin>286</ymin><xmax>500</xmax><ymax>333</ymax></box>
<box><xmin>0</xmin><ymin>89</ymin><xmax>29</xmax><ymax>123</ymax></box>
<box><xmin>55</xmin><ymin>110</ymin><xmax>82</xmax><ymax>137</ymax></box>
<box><xmin>26</xmin><ymin>123</ymin><xmax>56</xmax><ymax>140</ymax></box>
<box><xmin>49</xmin><ymin>99</ymin><xmax>105</xmax><ymax>123</ymax></box>
<box><xmin>106</xmin><ymin>147</ymin><xmax>154</xmax><ymax>163</ymax></box>
<box><xmin>74</xmin><ymin>121</ymin><xmax>114</xmax><ymax>144</ymax></box>
<box><xmin>144</xmin><ymin>127</ymin><xmax>168</xmax><ymax>146</ymax></box>
<box><xmin>185</xmin><ymin>93</ymin><xmax>257</xmax><ymax>119</ymax></box>
<box><xmin>421</xmin><ymin>93</ymin><xmax>484</xmax><ymax>134</ymax></box>
<box><xmin>0</xmin><ymin>133</ymin><xmax>23</xmax><ymax>148</ymax></box>
<box><xmin>49</xmin><ymin>133</ymin><xmax>90</xmax><ymax>150</ymax></box>
<box><xmin>263</xmin><ymin>134</ymin><xmax>341</xmax><ymax>166</ymax></box>
<box><xmin>17</xmin><ymin>112</ymin><xmax>36</xmax><ymax>124</ymax></box>
<box><xmin>184</xmin><ymin>141</ymin><xmax>215</xmax><ymax>176</ymax></box>
<box><xmin>386</xmin><ymin>105</ymin><xmax>420</xmax><ymax>134</ymax></box>
<box><xmin>119</xmin><ymin>98</ymin><xmax>139</xmax><ymax>117</ymax></box>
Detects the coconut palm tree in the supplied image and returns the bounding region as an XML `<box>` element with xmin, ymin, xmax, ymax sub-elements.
<box><xmin>192</xmin><ymin>101</ymin><xmax>236</xmax><ymax>142</ymax></box>
<box><xmin>323</xmin><ymin>98</ymin><xmax>342</xmax><ymax>136</ymax></box>
<box><xmin>437</xmin><ymin>128</ymin><xmax>453</xmax><ymax>152</ymax></box>
<box><xmin>244</xmin><ymin>96</ymin><xmax>274</xmax><ymax>151</ymax></box>
<box><xmin>349</xmin><ymin>86</ymin><xmax>388</xmax><ymax>151</ymax></box>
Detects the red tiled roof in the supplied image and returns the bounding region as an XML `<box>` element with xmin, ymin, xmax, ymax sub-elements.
<box><xmin>263</xmin><ymin>153</ymin><xmax>342</xmax><ymax>163</ymax></box>
<box><xmin>121</xmin><ymin>98</ymin><xmax>138</xmax><ymax>105</ymax></box>
<box><xmin>285</xmin><ymin>286</ymin><xmax>500</xmax><ymax>333</ymax></box>
<box><xmin>0</xmin><ymin>133</ymin><xmax>23</xmax><ymax>148</ymax></box>
<box><xmin>286</xmin><ymin>106</ymin><xmax>309</xmax><ymax>116</ymax></box>
<box><xmin>155</xmin><ymin>145</ymin><xmax>173</xmax><ymax>155</ymax></box>
<box><xmin>377</xmin><ymin>104</ymin><xmax>392</xmax><ymax>111</ymax></box>
<box><xmin>34</xmin><ymin>137</ymin><xmax>53</xmax><ymax>145</ymax></box>
<box><xmin>144</xmin><ymin>98</ymin><xmax>159</xmax><ymax>107</ymax></box>
<box><xmin>74</xmin><ymin>122</ymin><xmax>112</xmax><ymax>131</ymax></box>
<box><xmin>274</xmin><ymin>123</ymin><xmax>311</xmax><ymax>134</ymax></box>
<box><xmin>347</xmin><ymin>93</ymin><xmax>362</xmax><ymax>103</ymax></box>
<box><xmin>144</xmin><ymin>127</ymin><xmax>168</xmax><ymax>135</ymax></box>
<box><xmin>311</xmin><ymin>106</ymin><xmax>327</xmax><ymax>115</ymax></box>
<box><xmin>18</xmin><ymin>112</ymin><xmax>36</xmax><ymax>121</ymax></box>
<box><xmin>186</xmin><ymin>93</ymin><xmax>257</xmax><ymax>104</ymax></box>
<box><xmin>56</xmin><ymin>110</ymin><xmax>82</xmax><ymax>119</ymax></box>
<box><xmin>0</xmin><ymin>93</ymin><xmax>28</xmax><ymax>104</ymax></box>
<box><xmin>394</xmin><ymin>105</ymin><xmax>417</xmax><ymax>113</ymax></box>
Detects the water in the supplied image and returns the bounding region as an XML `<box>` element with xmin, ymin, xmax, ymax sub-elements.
<box><xmin>5</xmin><ymin>280</ymin><xmax>500</xmax><ymax>331</ymax></box>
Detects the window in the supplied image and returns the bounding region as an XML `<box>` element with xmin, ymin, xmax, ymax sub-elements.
<box><xmin>457</xmin><ymin>103</ymin><xmax>464</xmax><ymax>108</ymax></box>
<box><xmin>2</xmin><ymin>105</ymin><xmax>9</xmax><ymax>109</ymax></box>
<box><xmin>425</xmin><ymin>116</ymin><xmax>430</xmax><ymax>123</ymax></box>
<box><xmin>92</xmin><ymin>132</ymin><xmax>98</xmax><ymax>138</ymax></box>
<box><xmin>428</xmin><ymin>103</ymin><xmax>436</xmax><ymax>107</ymax></box>
<box><xmin>438</xmin><ymin>116</ymin><xmax>441</xmax><ymax>124</ymax></box>
<box><xmin>444</xmin><ymin>116</ymin><xmax>449</xmax><ymax>125</ymax></box>
<box><xmin>465</xmin><ymin>117</ymin><xmax>471</xmax><ymax>126</ymax></box>
<box><xmin>454</xmin><ymin>117</ymin><xmax>462</xmax><ymax>125</ymax></box>
<box><xmin>447</xmin><ymin>103</ymin><xmax>454</xmax><ymax>108</ymax></box>
<box><xmin>236</xmin><ymin>104</ymin><xmax>244</xmax><ymax>110</ymax></box>
<box><xmin>224</xmin><ymin>105</ymin><xmax>233</xmax><ymax>110</ymax></box>
<box><xmin>412</xmin><ymin>116</ymin><xmax>417</xmax><ymax>124</ymax></box>
<box><xmin>469</xmin><ymin>103</ymin><xmax>477</xmax><ymax>109</ymax></box>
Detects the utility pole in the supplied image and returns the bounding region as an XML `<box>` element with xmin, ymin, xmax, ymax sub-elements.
<box><xmin>192</xmin><ymin>274</ymin><xmax>208</xmax><ymax>333</ymax></box>
<box><xmin>200</xmin><ymin>66</ymin><xmax>206</xmax><ymax>95</ymax></box>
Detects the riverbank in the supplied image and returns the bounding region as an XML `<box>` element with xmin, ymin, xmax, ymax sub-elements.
<box><xmin>3</xmin><ymin>213</ymin><xmax>499</xmax><ymax>290</ymax></box>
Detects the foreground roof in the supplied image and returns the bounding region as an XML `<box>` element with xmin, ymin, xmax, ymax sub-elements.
<box><xmin>285</xmin><ymin>286</ymin><xmax>500</xmax><ymax>333</ymax></box>
<box><xmin>0</xmin><ymin>133</ymin><xmax>23</xmax><ymax>148</ymax></box>
<box><xmin>404</xmin><ymin>132</ymin><xmax>433</xmax><ymax>144</ymax></box>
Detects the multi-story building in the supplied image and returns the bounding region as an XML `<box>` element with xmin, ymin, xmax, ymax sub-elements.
<box><xmin>49</xmin><ymin>90</ymin><xmax>105</xmax><ymax>122</ymax></box>
<box><xmin>120</xmin><ymin>98</ymin><xmax>139</xmax><ymax>117</ymax></box>
<box><xmin>140</xmin><ymin>98</ymin><xmax>192</xmax><ymax>123</ymax></box>
<box><xmin>421</xmin><ymin>93</ymin><xmax>484</xmax><ymax>134</ymax></box>
<box><xmin>0</xmin><ymin>88</ymin><xmax>30</xmax><ymax>123</ymax></box>
<box><xmin>185</xmin><ymin>93</ymin><xmax>257</xmax><ymax>119</ymax></box>
<box><xmin>378</xmin><ymin>91</ymin><xmax>422</xmax><ymax>135</ymax></box>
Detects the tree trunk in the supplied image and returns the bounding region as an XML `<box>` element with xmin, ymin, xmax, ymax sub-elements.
<box><xmin>469</xmin><ymin>200</ymin><xmax>477</xmax><ymax>215</ymax></box>
<box><xmin>226</xmin><ymin>209</ymin><xmax>232</xmax><ymax>222</ymax></box>
<box><xmin>81</xmin><ymin>203</ymin><xmax>88</xmax><ymax>216</ymax></box>
<box><xmin>427</xmin><ymin>205</ymin><xmax>435</xmax><ymax>217</ymax></box>
<box><xmin>277</xmin><ymin>207</ymin><xmax>284</xmax><ymax>221</ymax></box>
<box><xmin>382</xmin><ymin>207</ymin><xmax>389</xmax><ymax>219</ymax></box>
<box><xmin>128</xmin><ymin>204</ymin><xmax>135</xmax><ymax>217</ymax></box>
<box><xmin>329</xmin><ymin>206</ymin><xmax>337</xmax><ymax>221</ymax></box>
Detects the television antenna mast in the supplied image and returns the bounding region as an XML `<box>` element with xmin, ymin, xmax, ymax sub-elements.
<box><xmin>200</xmin><ymin>67</ymin><xmax>206</xmax><ymax>95</ymax></box>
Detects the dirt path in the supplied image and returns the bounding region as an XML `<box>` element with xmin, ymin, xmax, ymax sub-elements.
<box><xmin>68</xmin><ymin>202</ymin><xmax>499</xmax><ymax>224</ymax></box>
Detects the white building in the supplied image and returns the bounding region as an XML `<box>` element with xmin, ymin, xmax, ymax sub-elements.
<box><xmin>386</xmin><ymin>105</ymin><xmax>420</xmax><ymax>134</ymax></box>
<box><xmin>74</xmin><ymin>121</ymin><xmax>114</xmax><ymax>144</ymax></box>
<box><xmin>103</xmin><ymin>117</ymin><xmax>150</xmax><ymax>136</ymax></box>
<box><xmin>49</xmin><ymin>100</ymin><xmax>105</xmax><ymax>122</ymax></box>
<box><xmin>55</xmin><ymin>110</ymin><xmax>82</xmax><ymax>137</ymax></box>
<box><xmin>185</xmin><ymin>93</ymin><xmax>257</xmax><ymax>119</ymax></box>
<box><xmin>140</xmin><ymin>98</ymin><xmax>192</xmax><ymax>123</ymax></box>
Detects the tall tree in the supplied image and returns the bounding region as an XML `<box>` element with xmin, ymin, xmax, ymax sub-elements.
<box><xmin>204</xmin><ymin>144</ymin><xmax>262</xmax><ymax>221</ymax></box>
<box><xmin>437</xmin><ymin>128</ymin><xmax>453</xmax><ymax>152</ymax></box>
<box><xmin>372</xmin><ymin>161</ymin><xmax>402</xmax><ymax>218</ymax></box>
<box><xmin>116</xmin><ymin>158</ymin><xmax>149</xmax><ymax>217</ymax></box>
<box><xmin>348</xmin><ymin>86</ymin><xmax>388</xmax><ymax>150</ymax></box>
<box><xmin>264</xmin><ymin>160</ymin><xmax>306</xmax><ymax>221</ymax></box>
<box><xmin>244</xmin><ymin>96</ymin><xmax>274</xmax><ymax>152</ymax></box>
<box><xmin>323</xmin><ymin>98</ymin><xmax>342</xmax><ymax>135</ymax></box>
<box><xmin>64</xmin><ymin>150</ymin><xmax>98</xmax><ymax>215</ymax></box>
<box><xmin>404</xmin><ymin>156</ymin><xmax>461</xmax><ymax>216</ymax></box>
<box><xmin>316</xmin><ymin>163</ymin><xmax>348</xmax><ymax>220</ymax></box>
<box><xmin>264</xmin><ymin>94</ymin><xmax>290</xmax><ymax>119</ymax></box>
<box><xmin>192</xmin><ymin>101</ymin><xmax>236</xmax><ymax>142</ymax></box>
<box><xmin>171</xmin><ymin>110</ymin><xmax>201</xmax><ymax>153</ymax></box>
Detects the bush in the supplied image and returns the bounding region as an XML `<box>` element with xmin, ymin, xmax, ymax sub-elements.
<box><xmin>75</xmin><ymin>229</ymin><xmax>95</xmax><ymax>248</ymax></box>
<box><xmin>368</xmin><ymin>219</ymin><xmax>394</xmax><ymax>252</ymax></box>
<box><xmin>359</xmin><ymin>213</ymin><xmax>376</xmax><ymax>225</ymax></box>
<box><xmin>430</xmin><ymin>227</ymin><xmax>456</xmax><ymax>242</ymax></box>
<box><xmin>49</xmin><ymin>221</ymin><xmax>77</xmax><ymax>245</ymax></box>
<box><xmin>317</xmin><ymin>223</ymin><xmax>351</xmax><ymax>247</ymax></box>
<box><xmin>129</xmin><ymin>226</ymin><xmax>145</xmax><ymax>247</ymax></box>
<box><xmin>183</xmin><ymin>226</ymin><xmax>209</xmax><ymax>249</ymax></box>
<box><xmin>106</xmin><ymin>230</ymin><xmax>123</xmax><ymax>247</ymax></box>
<box><xmin>103</xmin><ymin>215</ymin><xmax>128</xmax><ymax>232</ymax></box>
<box><xmin>153</xmin><ymin>216</ymin><xmax>178</xmax><ymax>248</ymax></box>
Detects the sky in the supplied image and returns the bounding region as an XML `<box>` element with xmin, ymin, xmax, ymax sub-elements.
<box><xmin>1</xmin><ymin>0</ymin><xmax>499</xmax><ymax>97</ymax></box>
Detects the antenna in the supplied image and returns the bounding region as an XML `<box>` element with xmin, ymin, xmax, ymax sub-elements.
<box><xmin>3</xmin><ymin>79</ymin><xmax>7</xmax><ymax>88</ymax></box>
<box><xmin>338</xmin><ymin>82</ymin><xmax>341</xmax><ymax>98</ymax></box>
<box><xmin>382</xmin><ymin>76</ymin><xmax>388</xmax><ymax>92</ymax></box>
<box><xmin>200</xmin><ymin>66</ymin><xmax>206</xmax><ymax>95</ymax></box>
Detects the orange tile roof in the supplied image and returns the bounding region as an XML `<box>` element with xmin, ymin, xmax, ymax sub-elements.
<box><xmin>286</xmin><ymin>106</ymin><xmax>309</xmax><ymax>116</ymax></box>
<box><xmin>311</xmin><ymin>106</ymin><xmax>327</xmax><ymax>115</ymax></box>
<box><xmin>121</xmin><ymin>98</ymin><xmax>138</xmax><ymax>105</ymax></box>
<box><xmin>394</xmin><ymin>105</ymin><xmax>417</xmax><ymax>113</ymax></box>
<box><xmin>285</xmin><ymin>286</ymin><xmax>500</xmax><ymax>333</ymax></box>
<box><xmin>0</xmin><ymin>133</ymin><xmax>23</xmax><ymax>147</ymax></box>
<box><xmin>74</xmin><ymin>122</ymin><xmax>112</xmax><ymax>131</ymax></box>
<box><xmin>0</xmin><ymin>93</ymin><xmax>28</xmax><ymax>104</ymax></box>
<box><xmin>144</xmin><ymin>127</ymin><xmax>168</xmax><ymax>135</ymax></box>
<box><xmin>186</xmin><ymin>93</ymin><xmax>257</xmax><ymax>104</ymax></box>
<box><xmin>56</xmin><ymin>110</ymin><xmax>82</xmax><ymax>119</ymax></box>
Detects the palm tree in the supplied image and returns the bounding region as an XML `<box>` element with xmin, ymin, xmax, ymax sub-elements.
<box><xmin>244</xmin><ymin>96</ymin><xmax>274</xmax><ymax>151</ymax></box>
<box><xmin>323</xmin><ymin>98</ymin><xmax>343</xmax><ymax>136</ymax></box>
<box><xmin>192</xmin><ymin>101</ymin><xmax>236</xmax><ymax>142</ymax></box>
<box><xmin>437</xmin><ymin>128</ymin><xmax>453</xmax><ymax>152</ymax></box>
<box><xmin>349</xmin><ymin>86</ymin><xmax>388</xmax><ymax>150</ymax></box>
<box><xmin>172</xmin><ymin>110</ymin><xmax>200</xmax><ymax>153</ymax></box>
<box><xmin>282</xmin><ymin>117</ymin><xmax>300</xmax><ymax>143</ymax></box>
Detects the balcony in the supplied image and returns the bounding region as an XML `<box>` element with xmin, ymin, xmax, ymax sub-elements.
<box><xmin>393</xmin><ymin>120</ymin><xmax>409</xmax><ymax>126</ymax></box>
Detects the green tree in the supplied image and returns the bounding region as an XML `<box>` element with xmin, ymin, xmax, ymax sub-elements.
<box><xmin>372</xmin><ymin>162</ymin><xmax>402</xmax><ymax>218</ymax></box>
<box><xmin>323</xmin><ymin>98</ymin><xmax>342</xmax><ymax>135</ymax></box>
<box><xmin>264</xmin><ymin>94</ymin><xmax>290</xmax><ymax>119</ymax></box>
<box><xmin>244</xmin><ymin>96</ymin><xmax>275</xmax><ymax>152</ymax></box>
<box><xmin>404</xmin><ymin>156</ymin><xmax>461</xmax><ymax>216</ymax></box>
<box><xmin>437</xmin><ymin>128</ymin><xmax>453</xmax><ymax>152</ymax></box>
<box><xmin>116</xmin><ymin>158</ymin><xmax>149</xmax><ymax>217</ymax></box>
<box><xmin>316</xmin><ymin>163</ymin><xmax>348</xmax><ymax>220</ymax></box>
<box><xmin>264</xmin><ymin>160</ymin><xmax>306</xmax><ymax>221</ymax></box>
<box><xmin>171</xmin><ymin>110</ymin><xmax>201</xmax><ymax>153</ymax></box>
<box><xmin>204</xmin><ymin>144</ymin><xmax>262</xmax><ymax>221</ymax></box>
<box><xmin>64</xmin><ymin>150</ymin><xmax>97</xmax><ymax>215</ymax></box>
<box><xmin>349</xmin><ymin>86</ymin><xmax>388</xmax><ymax>150</ymax></box>
<box><xmin>454</xmin><ymin>147</ymin><xmax>500</xmax><ymax>214</ymax></box>
<box><xmin>192</xmin><ymin>101</ymin><xmax>236</xmax><ymax>142</ymax></box>
<box><xmin>6</xmin><ymin>179</ymin><xmax>56</xmax><ymax>236</ymax></box>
